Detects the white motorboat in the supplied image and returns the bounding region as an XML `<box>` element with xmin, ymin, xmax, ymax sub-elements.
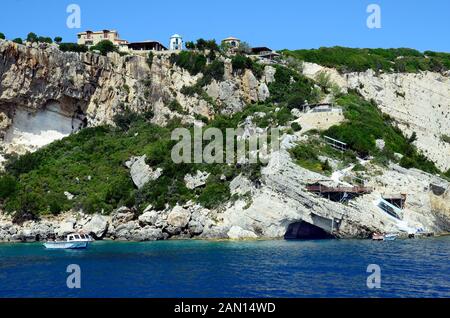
<box><xmin>384</xmin><ymin>233</ymin><xmax>399</xmax><ymax>241</ymax></box>
<box><xmin>44</xmin><ymin>233</ymin><xmax>94</xmax><ymax>250</ymax></box>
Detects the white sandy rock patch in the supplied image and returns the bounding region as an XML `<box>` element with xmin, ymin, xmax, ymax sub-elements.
<box><xmin>227</xmin><ymin>226</ymin><xmax>258</xmax><ymax>240</ymax></box>
<box><xmin>126</xmin><ymin>155</ymin><xmax>163</xmax><ymax>189</ymax></box>
<box><xmin>184</xmin><ymin>170</ymin><xmax>210</xmax><ymax>190</ymax></box>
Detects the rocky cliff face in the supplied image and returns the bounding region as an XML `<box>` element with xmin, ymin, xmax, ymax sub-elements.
<box><xmin>0</xmin><ymin>40</ymin><xmax>270</xmax><ymax>157</ymax></box>
<box><xmin>2</xmin><ymin>134</ymin><xmax>448</xmax><ymax>243</ymax></box>
<box><xmin>1</xmin><ymin>41</ymin><xmax>449</xmax><ymax>242</ymax></box>
<box><xmin>303</xmin><ymin>62</ymin><xmax>450</xmax><ymax>171</ymax></box>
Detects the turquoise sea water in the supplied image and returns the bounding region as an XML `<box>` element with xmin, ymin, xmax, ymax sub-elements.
<box><xmin>0</xmin><ymin>238</ymin><xmax>449</xmax><ymax>298</ymax></box>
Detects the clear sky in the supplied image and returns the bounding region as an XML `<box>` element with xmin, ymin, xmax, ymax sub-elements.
<box><xmin>1</xmin><ymin>0</ymin><xmax>449</xmax><ymax>52</ymax></box>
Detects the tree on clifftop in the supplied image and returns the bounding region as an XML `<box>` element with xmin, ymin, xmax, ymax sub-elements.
<box><xmin>38</xmin><ymin>36</ymin><xmax>53</xmax><ymax>44</ymax></box>
<box><xmin>0</xmin><ymin>33</ymin><xmax>5</xmax><ymax>40</ymax></box>
<box><xmin>90</xmin><ymin>40</ymin><xmax>117</xmax><ymax>56</ymax></box>
<box><xmin>26</xmin><ymin>32</ymin><xmax>38</xmax><ymax>43</ymax></box>
<box><xmin>185</xmin><ymin>41</ymin><xmax>195</xmax><ymax>50</ymax></box>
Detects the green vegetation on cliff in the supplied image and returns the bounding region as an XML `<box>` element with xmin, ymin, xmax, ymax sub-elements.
<box><xmin>0</xmin><ymin>110</ymin><xmax>268</xmax><ymax>219</ymax></box>
<box><xmin>59</xmin><ymin>43</ymin><xmax>88</xmax><ymax>53</ymax></box>
<box><xmin>90</xmin><ymin>40</ymin><xmax>117</xmax><ymax>56</ymax></box>
<box><xmin>319</xmin><ymin>92</ymin><xmax>439</xmax><ymax>174</ymax></box>
<box><xmin>282</xmin><ymin>47</ymin><xmax>450</xmax><ymax>73</ymax></box>
<box><xmin>290</xmin><ymin>93</ymin><xmax>441</xmax><ymax>177</ymax></box>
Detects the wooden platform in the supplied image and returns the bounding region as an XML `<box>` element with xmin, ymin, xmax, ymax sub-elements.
<box><xmin>306</xmin><ymin>185</ymin><xmax>373</xmax><ymax>194</ymax></box>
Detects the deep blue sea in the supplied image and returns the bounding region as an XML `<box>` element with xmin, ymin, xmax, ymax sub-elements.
<box><xmin>0</xmin><ymin>238</ymin><xmax>449</xmax><ymax>298</ymax></box>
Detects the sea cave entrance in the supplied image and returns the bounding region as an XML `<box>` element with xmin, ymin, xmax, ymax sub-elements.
<box><xmin>284</xmin><ymin>221</ymin><xmax>334</xmax><ymax>240</ymax></box>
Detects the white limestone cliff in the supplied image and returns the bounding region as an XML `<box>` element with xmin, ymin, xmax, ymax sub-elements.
<box><xmin>302</xmin><ymin>62</ymin><xmax>450</xmax><ymax>171</ymax></box>
<box><xmin>0</xmin><ymin>40</ymin><xmax>270</xmax><ymax>161</ymax></box>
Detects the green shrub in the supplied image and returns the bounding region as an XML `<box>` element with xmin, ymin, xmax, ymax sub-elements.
<box><xmin>290</xmin><ymin>144</ymin><xmax>330</xmax><ymax>174</ymax></box>
<box><xmin>47</xmin><ymin>192</ymin><xmax>68</xmax><ymax>215</ymax></box>
<box><xmin>11</xmin><ymin>192</ymin><xmax>41</xmax><ymax>224</ymax></box>
<box><xmin>441</xmin><ymin>135</ymin><xmax>450</xmax><ymax>144</ymax></box>
<box><xmin>147</xmin><ymin>51</ymin><xmax>154</xmax><ymax>68</ymax></box>
<box><xmin>230</xmin><ymin>53</ymin><xmax>263</xmax><ymax>78</ymax></box>
<box><xmin>445</xmin><ymin>169</ymin><xmax>450</xmax><ymax>179</ymax></box>
<box><xmin>90</xmin><ymin>40</ymin><xmax>117</xmax><ymax>56</ymax></box>
<box><xmin>0</xmin><ymin>175</ymin><xmax>17</xmax><ymax>199</ymax></box>
<box><xmin>171</xmin><ymin>51</ymin><xmax>223</xmax><ymax>88</ymax></box>
<box><xmin>194</xmin><ymin>113</ymin><xmax>209</xmax><ymax>123</ymax></box>
<box><xmin>275</xmin><ymin>108</ymin><xmax>294</xmax><ymax>126</ymax></box>
<box><xmin>237</xmin><ymin>41</ymin><xmax>252</xmax><ymax>54</ymax></box>
<box><xmin>5</xmin><ymin>152</ymin><xmax>42</xmax><ymax>177</ymax></box>
<box><xmin>81</xmin><ymin>193</ymin><xmax>108</xmax><ymax>214</ymax></box>
<box><xmin>231</xmin><ymin>55</ymin><xmax>253</xmax><ymax>73</ymax></box>
<box><xmin>287</xmin><ymin>93</ymin><xmax>307</xmax><ymax>110</ymax></box>
<box><xmin>171</xmin><ymin>51</ymin><xmax>207</xmax><ymax>75</ymax></box>
<box><xmin>399</xmin><ymin>152</ymin><xmax>439</xmax><ymax>174</ymax></box>
<box><xmin>180</xmin><ymin>84</ymin><xmax>203</xmax><ymax>96</ymax></box>
<box><xmin>291</xmin><ymin>143</ymin><xmax>319</xmax><ymax>162</ymax></box>
<box><xmin>352</xmin><ymin>163</ymin><xmax>366</xmax><ymax>172</ymax></box>
<box><xmin>59</xmin><ymin>43</ymin><xmax>88</xmax><ymax>53</ymax></box>
<box><xmin>137</xmin><ymin>172</ymin><xmax>193</xmax><ymax>211</ymax></box>
<box><xmin>269</xmin><ymin>65</ymin><xmax>319</xmax><ymax>106</ymax></box>
<box><xmin>54</xmin><ymin>36</ymin><xmax>63</xmax><ymax>44</ymax></box>
<box><xmin>315</xmin><ymin>71</ymin><xmax>332</xmax><ymax>92</ymax></box>
<box><xmin>105</xmin><ymin>176</ymin><xmax>135</xmax><ymax>208</ymax></box>
<box><xmin>112</xmin><ymin>108</ymin><xmax>143</xmax><ymax>131</ymax></box>
<box><xmin>198</xmin><ymin>183</ymin><xmax>230</xmax><ymax>209</ymax></box>
<box><xmin>168</xmin><ymin>100</ymin><xmax>184</xmax><ymax>113</ymax></box>
<box><xmin>194</xmin><ymin>39</ymin><xmax>220</xmax><ymax>51</ymax></box>
<box><xmin>0</xmin><ymin>33</ymin><xmax>5</xmax><ymax>40</ymax></box>
<box><xmin>185</xmin><ymin>41</ymin><xmax>195</xmax><ymax>50</ymax></box>
<box><xmin>291</xmin><ymin>122</ymin><xmax>302</xmax><ymax>132</ymax></box>
<box><xmin>240</xmin><ymin>163</ymin><xmax>264</xmax><ymax>184</ymax></box>
<box><xmin>204</xmin><ymin>60</ymin><xmax>225</xmax><ymax>81</ymax></box>
<box><xmin>12</xmin><ymin>38</ymin><xmax>23</xmax><ymax>44</ymax></box>
<box><xmin>38</xmin><ymin>36</ymin><xmax>52</xmax><ymax>44</ymax></box>
<box><xmin>26</xmin><ymin>32</ymin><xmax>38</xmax><ymax>43</ymax></box>
<box><xmin>322</xmin><ymin>159</ymin><xmax>332</xmax><ymax>173</ymax></box>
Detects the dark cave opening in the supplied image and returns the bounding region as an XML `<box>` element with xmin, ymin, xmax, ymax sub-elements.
<box><xmin>284</xmin><ymin>221</ymin><xmax>334</xmax><ymax>240</ymax></box>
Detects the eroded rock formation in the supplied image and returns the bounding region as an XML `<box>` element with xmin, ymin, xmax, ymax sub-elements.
<box><xmin>303</xmin><ymin>62</ymin><xmax>450</xmax><ymax>171</ymax></box>
<box><xmin>0</xmin><ymin>40</ymin><xmax>270</xmax><ymax>158</ymax></box>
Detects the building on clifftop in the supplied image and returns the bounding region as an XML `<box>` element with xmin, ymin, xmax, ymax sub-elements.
<box><xmin>221</xmin><ymin>36</ymin><xmax>241</xmax><ymax>52</ymax></box>
<box><xmin>77</xmin><ymin>30</ymin><xmax>129</xmax><ymax>47</ymax></box>
<box><xmin>127</xmin><ymin>41</ymin><xmax>167</xmax><ymax>52</ymax></box>
<box><xmin>169</xmin><ymin>34</ymin><xmax>183</xmax><ymax>51</ymax></box>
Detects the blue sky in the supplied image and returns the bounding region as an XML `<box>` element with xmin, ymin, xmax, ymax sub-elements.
<box><xmin>1</xmin><ymin>0</ymin><xmax>449</xmax><ymax>52</ymax></box>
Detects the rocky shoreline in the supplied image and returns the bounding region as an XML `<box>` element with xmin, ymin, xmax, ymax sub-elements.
<box><xmin>0</xmin><ymin>204</ymin><xmax>446</xmax><ymax>243</ymax></box>
<box><xmin>0</xmin><ymin>203</ymin><xmax>218</xmax><ymax>243</ymax></box>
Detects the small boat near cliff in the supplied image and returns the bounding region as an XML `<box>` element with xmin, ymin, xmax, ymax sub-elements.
<box><xmin>372</xmin><ymin>233</ymin><xmax>385</xmax><ymax>241</ymax></box>
<box><xmin>384</xmin><ymin>233</ymin><xmax>399</xmax><ymax>241</ymax></box>
<box><xmin>43</xmin><ymin>233</ymin><xmax>94</xmax><ymax>250</ymax></box>
<box><xmin>372</xmin><ymin>233</ymin><xmax>399</xmax><ymax>241</ymax></box>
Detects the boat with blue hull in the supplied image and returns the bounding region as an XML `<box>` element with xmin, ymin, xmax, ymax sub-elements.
<box><xmin>43</xmin><ymin>233</ymin><xmax>94</xmax><ymax>250</ymax></box>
